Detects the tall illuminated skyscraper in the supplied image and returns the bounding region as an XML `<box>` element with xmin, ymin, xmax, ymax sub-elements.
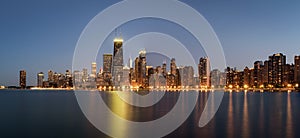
<box><xmin>268</xmin><ymin>53</ymin><xmax>286</xmax><ymax>86</ymax></box>
<box><xmin>295</xmin><ymin>55</ymin><xmax>300</xmax><ymax>85</ymax></box>
<box><xmin>91</xmin><ymin>62</ymin><xmax>97</xmax><ymax>78</ymax></box>
<box><xmin>37</xmin><ymin>72</ymin><xmax>44</xmax><ymax>87</ymax></box>
<box><xmin>112</xmin><ymin>37</ymin><xmax>124</xmax><ymax>86</ymax></box>
<box><xmin>19</xmin><ymin>70</ymin><xmax>26</xmax><ymax>89</ymax></box>
<box><xmin>134</xmin><ymin>49</ymin><xmax>147</xmax><ymax>87</ymax></box>
<box><xmin>198</xmin><ymin>57</ymin><xmax>211</xmax><ymax>88</ymax></box>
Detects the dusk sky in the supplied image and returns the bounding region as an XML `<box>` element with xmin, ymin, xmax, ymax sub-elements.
<box><xmin>1</xmin><ymin>0</ymin><xmax>300</xmax><ymax>86</ymax></box>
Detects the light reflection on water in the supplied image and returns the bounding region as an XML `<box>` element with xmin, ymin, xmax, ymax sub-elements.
<box><xmin>242</xmin><ymin>92</ymin><xmax>249</xmax><ymax>138</ymax></box>
<box><xmin>227</xmin><ymin>92</ymin><xmax>234</xmax><ymax>138</ymax></box>
<box><xmin>286</xmin><ymin>92</ymin><xmax>294</xmax><ymax>137</ymax></box>
<box><xmin>79</xmin><ymin>91</ymin><xmax>300</xmax><ymax>137</ymax></box>
<box><xmin>0</xmin><ymin>90</ymin><xmax>299</xmax><ymax>137</ymax></box>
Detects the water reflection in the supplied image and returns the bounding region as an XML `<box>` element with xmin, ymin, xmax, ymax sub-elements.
<box><xmin>242</xmin><ymin>92</ymin><xmax>249</xmax><ymax>138</ymax></box>
<box><xmin>77</xmin><ymin>91</ymin><xmax>299</xmax><ymax>137</ymax></box>
<box><xmin>108</xmin><ymin>92</ymin><xmax>131</xmax><ymax>137</ymax></box>
<box><xmin>259</xmin><ymin>92</ymin><xmax>265</xmax><ymax>136</ymax></box>
<box><xmin>286</xmin><ymin>93</ymin><xmax>293</xmax><ymax>137</ymax></box>
<box><xmin>227</xmin><ymin>92</ymin><xmax>234</xmax><ymax>137</ymax></box>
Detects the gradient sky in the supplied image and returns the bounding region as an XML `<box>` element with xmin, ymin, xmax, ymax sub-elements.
<box><xmin>1</xmin><ymin>0</ymin><xmax>300</xmax><ymax>86</ymax></box>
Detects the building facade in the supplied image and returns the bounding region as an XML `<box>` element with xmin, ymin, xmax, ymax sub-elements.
<box><xmin>20</xmin><ymin>70</ymin><xmax>26</xmax><ymax>89</ymax></box>
<box><xmin>295</xmin><ymin>56</ymin><xmax>300</xmax><ymax>85</ymax></box>
<box><xmin>198</xmin><ymin>57</ymin><xmax>211</xmax><ymax>88</ymax></box>
<box><xmin>112</xmin><ymin>38</ymin><xmax>124</xmax><ymax>86</ymax></box>
<box><xmin>37</xmin><ymin>72</ymin><xmax>44</xmax><ymax>87</ymax></box>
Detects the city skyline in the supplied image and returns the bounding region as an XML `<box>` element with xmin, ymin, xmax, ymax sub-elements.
<box><xmin>2</xmin><ymin>1</ymin><xmax>300</xmax><ymax>138</ymax></box>
<box><xmin>1</xmin><ymin>1</ymin><xmax>300</xmax><ymax>86</ymax></box>
<box><xmin>13</xmin><ymin>47</ymin><xmax>300</xmax><ymax>90</ymax></box>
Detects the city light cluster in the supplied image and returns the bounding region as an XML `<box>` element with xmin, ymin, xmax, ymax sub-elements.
<box><xmin>15</xmin><ymin>37</ymin><xmax>300</xmax><ymax>92</ymax></box>
<box><xmin>226</xmin><ymin>53</ymin><xmax>300</xmax><ymax>91</ymax></box>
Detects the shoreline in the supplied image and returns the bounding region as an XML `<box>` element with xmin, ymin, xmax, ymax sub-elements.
<box><xmin>0</xmin><ymin>87</ymin><xmax>299</xmax><ymax>92</ymax></box>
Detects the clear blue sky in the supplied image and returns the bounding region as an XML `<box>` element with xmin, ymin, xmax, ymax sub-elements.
<box><xmin>1</xmin><ymin>0</ymin><xmax>300</xmax><ymax>86</ymax></box>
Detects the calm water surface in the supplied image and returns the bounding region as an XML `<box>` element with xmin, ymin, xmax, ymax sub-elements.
<box><xmin>0</xmin><ymin>90</ymin><xmax>299</xmax><ymax>138</ymax></box>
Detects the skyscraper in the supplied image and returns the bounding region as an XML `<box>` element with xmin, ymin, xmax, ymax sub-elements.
<box><xmin>198</xmin><ymin>57</ymin><xmax>211</xmax><ymax>88</ymax></box>
<box><xmin>268</xmin><ymin>53</ymin><xmax>286</xmax><ymax>87</ymax></box>
<box><xmin>37</xmin><ymin>72</ymin><xmax>44</xmax><ymax>87</ymax></box>
<box><xmin>82</xmin><ymin>68</ymin><xmax>88</xmax><ymax>82</ymax></box>
<box><xmin>262</xmin><ymin>60</ymin><xmax>270</xmax><ymax>86</ymax></box>
<box><xmin>112</xmin><ymin>38</ymin><xmax>124</xmax><ymax>86</ymax></box>
<box><xmin>253</xmin><ymin>61</ymin><xmax>263</xmax><ymax>87</ymax></box>
<box><xmin>283</xmin><ymin>64</ymin><xmax>294</xmax><ymax>86</ymax></box>
<box><xmin>210</xmin><ymin>69</ymin><xmax>220</xmax><ymax>87</ymax></box>
<box><xmin>162</xmin><ymin>62</ymin><xmax>167</xmax><ymax>77</ymax></box>
<box><xmin>167</xmin><ymin>58</ymin><xmax>179</xmax><ymax>87</ymax></box>
<box><xmin>91</xmin><ymin>62</ymin><xmax>97</xmax><ymax>78</ymax></box>
<box><xmin>48</xmin><ymin>70</ymin><xmax>54</xmax><ymax>82</ymax></box>
<box><xmin>295</xmin><ymin>56</ymin><xmax>300</xmax><ymax>85</ymax></box>
<box><xmin>135</xmin><ymin>49</ymin><xmax>147</xmax><ymax>88</ymax></box>
<box><xmin>102</xmin><ymin>54</ymin><xmax>113</xmax><ymax>86</ymax></box>
<box><xmin>179</xmin><ymin>66</ymin><xmax>194</xmax><ymax>87</ymax></box>
<box><xmin>128</xmin><ymin>57</ymin><xmax>133</xmax><ymax>68</ymax></box>
<box><xmin>243</xmin><ymin>67</ymin><xmax>250</xmax><ymax>87</ymax></box>
<box><xmin>103</xmin><ymin>54</ymin><xmax>113</xmax><ymax>73</ymax></box>
<box><xmin>170</xmin><ymin>58</ymin><xmax>177</xmax><ymax>75</ymax></box>
<box><xmin>19</xmin><ymin>70</ymin><xmax>26</xmax><ymax>89</ymax></box>
<box><xmin>73</xmin><ymin>70</ymin><xmax>82</xmax><ymax>89</ymax></box>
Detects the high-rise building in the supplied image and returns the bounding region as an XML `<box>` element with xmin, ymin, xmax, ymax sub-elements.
<box><xmin>121</xmin><ymin>66</ymin><xmax>130</xmax><ymax>87</ymax></box>
<box><xmin>219</xmin><ymin>72</ymin><xmax>227</xmax><ymax>87</ymax></box>
<box><xmin>65</xmin><ymin>70</ymin><xmax>72</xmax><ymax>87</ymax></box>
<box><xmin>167</xmin><ymin>58</ymin><xmax>179</xmax><ymax>87</ymax></box>
<box><xmin>283</xmin><ymin>64</ymin><xmax>294</xmax><ymax>86</ymax></box>
<box><xmin>226</xmin><ymin>67</ymin><xmax>234</xmax><ymax>88</ymax></box>
<box><xmin>262</xmin><ymin>60</ymin><xmax>270</xmax><ymax>86</ymax></box>
<box><xmin>243</xmin><ymin>67</ymin><xmax>250</xmax><ymax>87</ymax></box>
<box><xmin>19</xmin><ymin>70</ymin><xmax>26</xmax><ymax>89</ymax></box>
<box><xmin>237</xmin><ymin>71</ymin><xmax>244</xmax><ymax>88</ymax></box>
<box><xmin>210</xmin><ymin>69</ymin><xmax>220</xmax><ymax>88</ymax></box>
<box><xmin>73</xmin><ymin>70</ymin><xmax>82</xmax><ymax>89</ymax></box>
<box><xmin>295</xmin><ymin>56</ymin><xmax>300</xmax><ymax>85</ymax></box>
<box><xmin>170</xmin><ymin>58</ymin><xmax>177</xmax><ymax>75</ymax></box>
<box><xmin>112</xmin><ymin>38</ymin><xmax>124</xmax><ymax>86</ymax></box>
<box><xmin>253</xmin><ymin>61</ymin><xmax>263</xmax><ymax>87</ymax></box>
<box><xmin>162</xmin><ymin>62</ymin><xmax>167</xmax><ymax>77</ymax></box>
<box><xmin>268</xmin><ymin>53</ymin><xmax>286</xmax><ymax>87</ymax></box>
<box><xmin>179</xmin><ymin>66</ymin><xmax>194</xmax><ymax>87</ymax></box>
<box><xmin>135</xmin><ymin>49</ymin><xmax>147</xmax><ymax>88</ymax></box>
<box><xmin>82</xmin><ymin>68</ymin><xmax>88</xmax><ymax>82</ymax></box>
<box><xmin>128</xmin><ymin>57</ymin><xmax>133</xmax><ymax>68</ymax></box>
<box><xmin>103</xmin><ymin>54</ymin><xmax>113</xmax><ymax>86</ymax></box>
<box><xmin>91</xmin><ymin>62</ymin><xmax>97</xmax><ymax>78</ymax></box>
<box><xmin>37</xmin><ymin>72</ymin><xmax>44</xmax><ymax>87</ymax></box>
<box><xmin>103</xmin><ymin>54</ymin><xmax>113</xmax><ymax>73</ymax></box>
<box><xmin>198</xmin><ymin>57</ymin><xmax>211</xmax><ymax>88</ymax></box>
<box><xmin>48</xmin><ymin>70</ymin><xmax>54</xmax><ymax>82</ymax></box>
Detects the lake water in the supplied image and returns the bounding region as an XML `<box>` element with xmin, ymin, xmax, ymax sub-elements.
<box><xmin>0</xmin><ymin>90</ymin><xmax>299</xmax><ymax>138</ymax></box>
